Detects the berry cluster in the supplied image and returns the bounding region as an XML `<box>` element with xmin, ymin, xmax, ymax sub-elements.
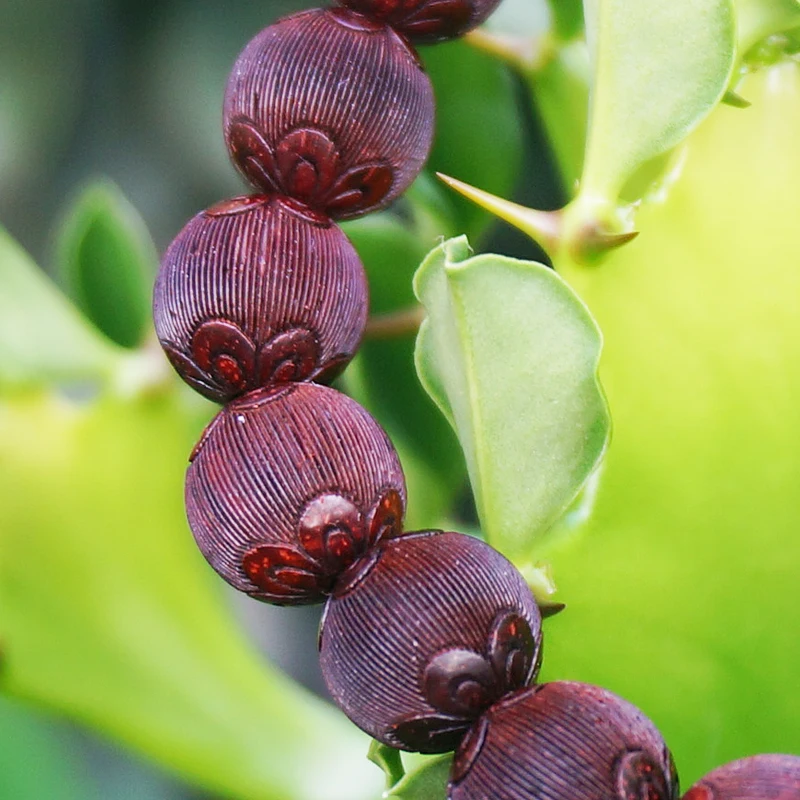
<box><xmin>152</xmin><ymin>2</ymin><xmax>800</xmax><ymax>798</ymax></box>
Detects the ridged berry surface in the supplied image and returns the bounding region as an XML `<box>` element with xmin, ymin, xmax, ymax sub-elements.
<box><xmin>335</xmin><ymin>0</ymin><xmax>503</xmax><ymax>43</ymax></box>
<box><xmin>449</xmin><ymin>681</ymin><xmax>679</xmax><ymax>800</ymax></box>
<box><xmin>186</xmin><ymin>383</ymin><xmax>406</xmax><ymax>604</ymax></box>
<box><xmin>153</xmin><ymin>195</ymin><xmax>367</xmax><ymax>403</ymax></box>
<box><xmin>223</xmin><ymin>7</ymin><xmax>435</xmax><ymax>219</ymax></box>
<box><xmin>319</xmin><ymin>531</ymin><xmax>542</xmax><ymax>753</ymax></box>
<box><xmin>683</xmin><ymin>755</ymin><xmax>800</xmax><ymax>800</ymax></box>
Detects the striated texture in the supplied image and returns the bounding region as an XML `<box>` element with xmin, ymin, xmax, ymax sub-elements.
<box><xmin>683</xmin><ymin>755</ymin><xmax>800</xmax><ymax>800</ymax></box>
<box><xmin>185</xmin><ymin>383</ymin><xmax>406</xmax><ymax>604</ymax></box>
<box><xmin>335</xmin><ymin>0</ymin><xmax>504</xmax><ymax>43</ymax></box>
<box><xmin>319</xmin><ymin>531</ymin><xmax>542</xmax><ymax>753</ymax></box>
<box><xmin>449</xmin><ymin>681</ymin><xmax>679</xmax><ymax>800</ymax></box>
<box><xmin>153</xmin><ymin>194</ymin><xmax>367</xmax><ymax>403</ymax></box>
<box><xmin>223</xmin><ymin>7</ymin><xmax>435</xmax><ymax>219</ymax></box>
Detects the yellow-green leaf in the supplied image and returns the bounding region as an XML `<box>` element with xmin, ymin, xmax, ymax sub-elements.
<box><xmin>0</xmin><ymin>225</ymin><xmax>120</xmax><ymax>389</ymax></box>
<box><xmin>580</xmin><ymin>0</ymin><xmax>736</xmax><ymax>202</ymax></box>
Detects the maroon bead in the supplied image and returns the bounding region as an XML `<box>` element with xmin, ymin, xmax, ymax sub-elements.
<box><xmin>319</xmin><ymin>531</ymin><xmax>542</xmax><ymax>753</ymax></box>
<box><xmin>223</xmin><ymin>8</ymin><xmax>435</xmax><ymax>219</ymax></box>
<box><xmin>185</xmin><ymin>383</ymin><xmax>406</xmax><ymax>604</ymax></box>
<box><xmin>153</xmin><ymin>194</ymin><xmax>367</xmax><ymax>403</ymax></box>
<box><xmin>683</xmin><ymin>755</ymin><xmax>800</xmax><ymax>800</ymax></box>
<box><xmin>335</xmin><ymin>0</ymin><xmax>503</xmax><ymax>43</ymax></box>
<box><xmin>449</xmin><ymin>681</ymin><xmax>679</xmax><ymax>800</ymax></box>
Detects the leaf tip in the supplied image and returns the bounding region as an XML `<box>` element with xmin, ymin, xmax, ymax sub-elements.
<box><xmin>538</xmin><ymin>601</ymin><xmax>567</xmax><ymax>619</ymax></box>
<box><xmin>442</xmin><ymin>234</ymin><xmax>473</xmax><ymax>266</ymax></box>
<box><xmin>722</xmin><ymin>89</ymin><xmax>751</xmax><ymax>109</ymax></box>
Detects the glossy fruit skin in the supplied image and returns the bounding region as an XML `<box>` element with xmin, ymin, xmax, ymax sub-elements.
<box><xmin>319</xmin><ymin>530</ymin><xmax>543</xmax><ymax>753</ymax></box>
<box><xmin>185</xmin><ymin>383</ymin><xmax>406</xmax><ymax>605</ymax></box>
<box><xmin>223</xmin><ymin>7</ymin><xmax>435</xmax><ymax>220</ymax></box>
<box><xmin>335</xmin><ymin>0</ymin><xmax>503</xmax><ymax>43</ymax></box>
<box><xmin>449</xmin><ymin>681</ymin><xmax>679</xmax><ymax>800</ymax></box>
<box><xmin>153</xmin><ymin>194</ymin><xmax>367</xmax><ymax>403</ymax></box>
<box><xmin>683</xmin><ymin>755</ymin><xmax>800</xmax><ymax>800</ymax></box>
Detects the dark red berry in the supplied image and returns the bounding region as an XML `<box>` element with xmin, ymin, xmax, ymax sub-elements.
<box><xmin>449</xmin><ymin>681</ymin><xmax>679</xmax><ymax>800</ymax></box>
<box><xmin>683</xmin><ymin>755</ymin><xmax>800</xmax><ymax>800</ymax></box>
<box><xmin>153</xmin><ymin>194</ymin><xmax>367</xmax><ymax>403</ymax></box>
<box><xmin>185</xmin><ymin>383</ymin><xmax>406</xmax><ymax>605</ymax></box>
<box><xmin>223</xmin><ymin>8</ymin><xmax>435</xmax><ymax>219</ymax></box>
<box><xmin>335</xmin><ymin>0</ymin><xmax>503</xmax><ymax>43</ymax></box>
<box><xmin>319</xmin><ymin>531</ymin><xmax>542</xmax><ymax>753</ymax></box>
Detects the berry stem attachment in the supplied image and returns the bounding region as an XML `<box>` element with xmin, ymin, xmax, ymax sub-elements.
<box><xmin>365</xmin><ymin>306</ymin><xmax>425</xmax><ymax>339</ymax></box>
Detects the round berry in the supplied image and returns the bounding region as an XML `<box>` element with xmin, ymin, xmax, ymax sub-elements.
<box><xmin>319</xmin><ymin>531</ymin><xmax>542</xmax><ymax>752</ymax></box>
<box><xmin>186</xmin><ymin>384</ymin><xmax>406</xmax><ymax>604</ymax></box>
<box><xmin>336</xmin><ymin>0</ymin><xmax>504</xmax><ymax>43</ymax></box>
<box><xmin>153</xmin><ymin>194</ymin><xmax>367</xmax><ymax>403</ymax></box>
<box><xmin>223</xmin><ymin>8</ymin><xmax>435</xmax><ymax>219</ymax></box>
<box><xmin>449</xmin><ymin>681</ymin><xmax>679</xmax><ymax>800</ymax></box>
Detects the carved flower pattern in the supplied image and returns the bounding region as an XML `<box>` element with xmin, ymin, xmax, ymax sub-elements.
<box><xmin>159</xmin><ymin>319</ymin><xmax>348</xmax><ymax>404</ymax></box>
<box><xmin>389</xmin><ymin>610</ymin><xmax>540</xmax><ymax>752</ymax></box>
<box><xmin>242</xmin><ymin>489</ymin><xmax>405</xmax><ymax>604</ymax></box>
<box><xmin>228</xmin><ymin>122</ymin><xmax>394</xmax><ymax>219</ymax></box>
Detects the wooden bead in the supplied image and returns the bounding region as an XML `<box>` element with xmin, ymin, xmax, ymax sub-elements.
<box><xmin>319</xmin><ymin>531</ymin><xmax>543</xmax><ymax>753</ymax></box>
<box><xmin>449</xmin><ymin>681</ymin><xmax>679</xmax><ymax>800</ymax></box>
<box><xmin>185</xmin><ymin>383</ymin><xmax>406</xmax><ymax>604</ymax></box>
<box><xmin>335</xmin><ymin>0</ymin><xmax>504</xmax><ymax>43</ymax></box>
<box><xmin>683</xmin><ymin>755</ymin><xmax>800</xmax><ymax>800</ymax></box>
<box><xmin>223</xmin><ymin>8</ymin><xmax>435</xmax><ymax>219</ymax></box>
<box><xmin>153</xmin><ymin>194</ymin><xmax>367</xmax><ymax>403</ymax></box>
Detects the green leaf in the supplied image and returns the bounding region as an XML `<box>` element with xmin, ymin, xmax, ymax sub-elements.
<box><xmin>0</xmin><ymin>225</ymin><xmax>121</xmax><ymax>389</ymax></box>
<box><xmin>580</xmin><ymin>0</ymin><xmax>736</xmax><ymax>202</ymax></box>
<box><xmin>386</xmin><ymin>755</ymin><xmax>451</xmax><ymax>800</ymax></box>
<box><xmin>342</xmin><ymin>215</ymin><xmax>466</xmax><ymax>529</ymax></box>
<box><xmin>368</xmin><ymin>741</ymin><xmax>405</xmax><ymax>790</ymax></box>
<box><xmin>546</xmin><ymin>62</ymin><xmax>800</xmax><ymax>783</ymax></box>
<box><xmin>0</xmin><ymin>696</ymin><xmax>92</xmax><ymax>800</ymax></box>
<box><xmin>422</xmin><ymin>40</ymin><xmax>524</xmax><ymax>241</ymax></box>
<box><xmin>413</xmin><ymin>237</ymin><xmax>609</xmax><ymax>561</ymax></box>
<box><xmin>549</xmin><ymin>0</ymin><xmax>585</xmax><ymax>40</ymax></box>
<box><xmin>526</xmin><ymin>41</ymin><xmax>591</xmax><ymax>194</ymax></box>
<box><xmin>54</xmin><ymin>179</ymin><xmax>158</xmax><ymax>348</ymax></box>
<box><xmin>0</xmin><ymin>389</ymin><xmax>377</xmax><ymax>800</ymax></box>
<box><xmin>735</xmin><ymin>0</ymin><xmax>800</xmax><ymax>57</ymax></box>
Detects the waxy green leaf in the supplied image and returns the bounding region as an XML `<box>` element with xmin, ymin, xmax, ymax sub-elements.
<box><xmin>385</xmin><ymin>755</ymin><xmax>451</xmax><ymax>800</ymax></box>
<box><xmin>414</xmin><ymin>237</ymin><xmax>609</xmax><ymax>561</ymax></box>
<box><xmin>368</xmin><ymin>741</ymin><xmax>405</xmax><ymax>790</ymax></box>
<box><xmin>580</xmin><ymin>0</ymin><xmax>736</xmax><ymax>202</ymax></box>
<box><xmin>0</xmin><ymin>225</ymin><xmax>121</xmax><ymax>389</ymax></box>
<box><xmin>54</xmin><ymin>179</ymin><xmax>157</xmax><ymax>348</ymax></box>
